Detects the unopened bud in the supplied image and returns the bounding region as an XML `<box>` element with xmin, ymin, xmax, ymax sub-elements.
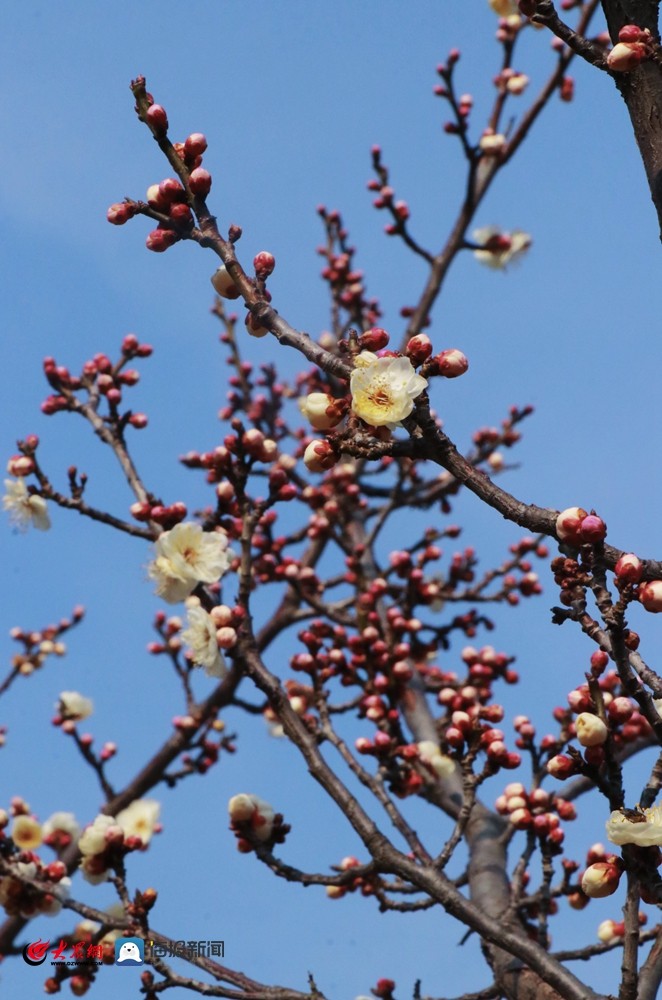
<box><xmin>298</xmin><ymin>393</ymin><xmax>345</xmax><ymax>431</ymax></box>
<box><xmin>435</xmin><ymin>348</ymin><xmax>468</xmax><ymax>378</ymax></box>
<box><xmin>575</xmin><ymin>712</ymin><xmax>608</xmax><ymax>747</ymax></box>
<box><xmin>303</xmin><ymin>440</ymin><xmax>338</xmax><ymax>473</ymax></box>
<box><xmin>555</xmin><ymin>506</ymin><xmax>588</xmax><ymax>545</ymax></box>
<box><xmin>607</xmin><ymin>41</ymin><xmax>648</xmax><ymax>72</ymax></box>
<box><xmin>640</xmin><ymin>580</ymin><xmax>662</xmax><ymax>613</ymax></box>
<box><xmin>211</xmin><ymin>265</ymin><xmax>240</xmax><ymax>299</ymax></box>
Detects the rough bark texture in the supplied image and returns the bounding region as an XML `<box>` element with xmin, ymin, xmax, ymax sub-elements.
<box><xmin>601</xmin><ymin>2</ymin><xmax>662</xmax><ymax>237</ymax></box>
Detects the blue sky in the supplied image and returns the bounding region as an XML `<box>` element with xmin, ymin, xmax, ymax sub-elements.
<box><xmin>2</xmin><ymin>3</ymin><xmax>662</xmax><ymax>998</ymax></box>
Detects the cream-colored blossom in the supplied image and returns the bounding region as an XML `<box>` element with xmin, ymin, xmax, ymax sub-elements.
<box><xmin>489</xmin><ymin>0</ymin><xmax>519</xmax><ymax>13</ymax></box>
<box><xmin>42</xmin><ymin>811</ymin><xmax>80</xmax><ymax>841</ymax></box>
<box><xmin>606</xmin><ymin>805</ymin><xmax>662</xmax><ymax>847</ymax></box>
<box><xmin>3</xmin><ymin>479</ymin><xmax>50</xmax><ymax>531</ymax></box>
<box><xmin>417</xmin><ymin>741</ymin><xmax>455</xmax><ymax>780</ymax></box>
<box><xmin>181</xmin><ymin>601</ymin><xmax>226</xmax><ymax>678</ymax></box>
<box><xmin>148</xmin><ymin>522</ymin><xmax>234</xmax><ymax>604</ymax></box>
<box><xmin>473</xmin><ymin>227</ymin><xmax>531</xmax><ymax>270</ymax></box>
<box><xmin>228</xmin><ymin>793</ymin><xmax>275</xmax><ymax>841</ymax></box>
<box><xmin>116</xmin><ymin>799</ymin><xmax>160</xmax><ymax>845</ymax></box>
<box><xmin>350</xmin><ymin>352</ymin><xmax>427</xmax><ymax>430</ymax></box>
<box><xmin>58</xmin><ymin>691</ymin><xmax>94</xmax><ymax>721</ymax></box>
<box><xmin>79</xmin><ymin>814</ymin><xmax>120</xmax><ymax>857</ymax></box>
<box><xmin>11</xmin><ymin>815</ymin><xmax>43</xmax><ymax>850</ymax></box>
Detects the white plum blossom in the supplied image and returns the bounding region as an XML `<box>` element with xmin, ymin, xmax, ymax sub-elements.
<box><xmin>11</xmin><ymin>815</ymin><xmax>43</xmax><ymax>850</ymax></box>
<box><xmin>148</xmin><ymin>522</ymin><xmax>234</xmax><ymax>603</ymax></box>
<box><xmin>42</xmin><ymin>811</ymin><xmax>80</xmax><ymax>842</ymax></box>
<box><xmin>473</xmin><ymin>227</ymin><xmax>531</xmax><ymax>270</ymax></box>
<box><xmin>350</xmin><ymin>352</ymin><xmax>428</xmax><ymax>430</ymax></box>
<box><xmin>606</xmin><ymin>805</ymin><xmax>662</xmax><ymax>847</ymax></box>
<box><xmin>78</xmin><ymin>814</ymin><xmax>121</xmax><ymax>857</ymax></box>
<box><xmin>3</xmin><ymin>479</ymin><xmax>50</xmax><ymax>531</ymax></box>
<box><xmin>116</xmin><ymin>799</ymin><xmax>160</xmax><ymax>845</ymax></box>
<box><xmin>228</xmin><ymin>793</ymin><xmax>275</xmax><ymax>841</ymax></box>
<box><xmin>181</xmin><ymin>600</ymin><xmax>226</xmax><ymax>678</ymax></box>
<box><xmin>58</xmin><ymin>691</ymin><xmax>94</xmax><ymax>721</ymax></box>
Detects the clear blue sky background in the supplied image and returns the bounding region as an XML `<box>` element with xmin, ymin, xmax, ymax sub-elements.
<box><xmin>2</xmin><ymin>3</ymin><xmax>662</xmax><ymax>999</ymax></box>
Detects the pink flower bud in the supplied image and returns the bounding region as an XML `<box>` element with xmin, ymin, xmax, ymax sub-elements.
<box><xmin>146</xmin><ymin>104</ymin><xmax>168</xmax><ymax>134</ymax></box>
<box><xmin>555</xmin><ymin>506</ymin><xmax>588</xmax><ymax>545</ymax></box>
<box><xmin>128</xmin><ymin>413</ymin><xmax>148</xmax><ymax>429</ymax></box>
<box><xmin>575</xmin><ymin>712</ymin><xmax>608</xmax><ymax>747</ymax></box>
<box><xmin>211</xmin><ymin>265</ymin><xmax>240</xmax><ymax>299</ymax></box>
<box><xmin>406</xmin><ymin>335</ymin><xmax>433</xmax><ymax>366</ymax></box>
<box><xmin>615</xmin><ymin>553</ymin><xmax>643</xmax><ymax>584</ymax></box>
<box><xmin>158</xmin><ymin>177</ymin><xmax>185</xmax><ymax>203</ymax></box>
<box><xmin>359</xmin><ymin>327</ymin><xmax>390</xmax><ymax>351</ymax></box>
<box><xmin>184</xmin><ymin>133</ymin><xmax>208</xmax><ymax>158</ymax></box>
<box><xmin>146</xmin><ymin>228</ymin><xmax>178</xmax><ymax>252</ymax></box>
<box><xmin>435</xmin><ymin>348</ymin><xmax>469</xmax><ymax>378</ymax></box>
<box><xmin>607</xmin><ymin>41</ymin><xmax>648</xmax><ymax>72</ymax></box>
<box><xmin>216</xmin><ymin>626</ymin><xmax>237</xmax><ymax>649</ymax></box>
<box><xmin>303</xmin><ymin>440</ymin><xmax>338</xmax><ymax>473</ymax></box>
<box><xmin>107</xmin><ymin>202</ymin><xmax>136</xmax><ymax>225</ymax></box>
<box><xmin>640</xmin><ymin>580</ymin><xmax>662</xmax><ymax>613</ymax></box>
<box><xmin>509</xmin><ymin>807</ymin><xmax>533</xmax><ymax>829</ymax></box>
<box><xmin>579</xmin><ymin>514</ymin><xmax>607</xmax><ymax>544</ymax></box>
<box><xmin>608</xmin><ymin>697</ymin><xmax>634</xmax><ymax>724</ymax></box>
<box><xmin>546</xmin><ymin>754</ymin><xmax>576</xmax><ymax>779</ymax></box>
<box><xmin>7</xmin><ymin>455</ymin><xmax>35</xmax><ymax>476</ymax></box>
<box><xmin>253</xmin><ymin>251</ymin><xmax>276</xmax><ymax>279</ymax></box>
<box><xmin>618</xmin><ymin>24</ymin><xmax>647</xmax><ymax>43</ymax></box>
<box><xmin>189</xmin><ymin>167</ymin><xmax>212</xmax><ymax>196</ymax></box>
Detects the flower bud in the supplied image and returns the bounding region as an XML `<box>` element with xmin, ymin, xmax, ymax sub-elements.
<box><xmin>575</xmin><ymin>712</ymin><xmax>608</xmax><ymax>747</ymax></box>
<box><xmin>614</xmin><ymin>553</ymin><xmax>643</xmax><ymax>584</ymax></box>
<box><xmin>359</xmin><ymin>327</ymin><xmax>389</xmax><ymax>351</ymax></box>
<box><xmin>253</xmin><ymin>251</ymin><xmax>276</xmax><ymax>279</ymax></box>
<box><xmin>184</xmin><ymin>133</ymin><xmax>208</xmax><ymax>158</ymax></box>
<box><xmin>405</xmin><ymin>335</ymin><xmax>433</xmax><ymax>366</ymax></box>
<box><xmin>211</xmin><ymin>265</ymin><xmax>240</xmax><ymax>299</ymax></box>
<box><xmin>579</xmin><ymin>514</ymin><xmax>607</xmax><ymax>544</ymax></box>
<box><xmin>107</xmin><ymin>202</ymin><xmax>136</xmax><ymax>225</ymax></box>
<box><xmin>435</xmin><ymin>348</ymin><xmax>469</xmax><ymax>378</ymax></box>
<box><xmin>640</xmin><ymin>580</ymin><xmax>662</xmax><ymax>613</ymax></box>
<box><xmin>581</xmin><ymin>861</ymin><xmax>622</xmax><ymax>898</ymax></box>
<box><xmin>555</xmin><ymin>506</ymin><xmax>588</xmax><ymax>545</ymax></box>
<box><xmin>303</xmin><ymin>440</ymin><xmax>338</xmax><ymax>473</ymax></box>
<box><xmin>618</xmin><ymin>24</ymin><xmax>647</xmax><ymax>43</ymax></box>
<box><xmin>298</xmin><ymin>393</ymin><xmax>345</xmax><ymax>431</ymax></box>
<box><xmin>546</xmin><ymin>754</ymin><xmax>575</xmax><ymax>779</ymax></box>
<box><xmin>146</xmin><ymin>228</ymin><xmax>178</xmax><ymax>253</ymax></box>
<box><xmin>189</xmin><ymin>168</ymin><xmax>212</xmax><ymax>196</ymax></box>
<box><xmin>146</xmin><ymin>104</ymin><xmax>168</xmax><ymax>134</ymax></box>
<box><xmin>607</xmin><ymin>41</ymin><xmax>648</xmax><ymax>72</ymax></box>
<box><xmin>597</xmin><ymin>919</ymin><xmax>625</xmax><ymax>944</ymax></box>
<box><xmin>7</xmin><ymin>455</ymin><xmax>35</xmax><ymax>476</ymax></box>
<box><xmin>245</xmin><ymin>313</ymin><xmax>269</xmax><ymax>338</ymax></box>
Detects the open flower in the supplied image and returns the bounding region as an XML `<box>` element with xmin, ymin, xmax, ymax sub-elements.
<box><xmin>116</xmin><ymin>799</ymin><xmax>160</xmax><ymax>845</ymax></box>
<box><xmin>3</xmin><ymin>479</ymin><xmax>50</xmax><ymax>531</ymax></box>
<box><xmin>79</xmin><ymin>814</ymin><xmax>122</xmax><ymax>857</ymax></box>
<box><xmin>350</xmin><ymin>352</ymin><xmax>427</xmax><ymax>429</ymax></box>
<box><xmin>11</xmin><ymin>815</ymin><xmax>43</xmax><ymax>850</ymax></box>
<box><xmin>148</xmin><ymin>522</ymin><xmax>234</xmax><ymax>603</ymax></box>
<box><xmin>228</xmin><ymin>793</ymin><xmax>274</xmax><ymax>841</ymax></box>
<box><xmin>473</xmin><ymin>227</ymin><xmax>531</xmax><ymax>270</ymax></box>
<box><xmin>606</xmin><ymin>805</ymin><xmax>662</xmax><ymax>847</ymax></box>
<box><xmin>58</xmin><ymin>691</ymin><xmax>94</xmax><ymax>721</ymax></box>
<box><xmin>417</xmin><ymin>741</ymin><xmax>455</xmax><ymax>780</ymax></box>
<box><xmin>181</xmin><ymin>600</ymin><xmax>227</xmax><ymax>677</ymax></box>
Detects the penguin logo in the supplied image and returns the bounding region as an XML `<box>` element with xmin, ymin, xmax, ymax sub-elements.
<box><xmin>114</xmin><ymin>938</ymin><xmax>144</xmax><ymax>966</ymax></box>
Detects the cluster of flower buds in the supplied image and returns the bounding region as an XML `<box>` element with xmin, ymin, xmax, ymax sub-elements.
<box><xmin>607</xmin><ymin>25</ymin><xmax>652</xmax><ymax>73</ymax></box>
<box><xmin>325</xmin><ymin>855</ymin><xmax>377</xmax><ymax>900</ymax></box>
<box><xmin>41</xmin><ymin>336</ymin><xmax>152</xmax><ymax>428</ymax></box>
<box><xmin>130</xmin><ymin>499</ymin><xmax>187</xmax><ymax>528</ymax></box>
<box><xmin>494</xmin><ymin>782</ymin><xmax>574</xmax><ymax>850</ymax></box>
<box><xmin>228</xmin><ymin>793</ymin><xmax>289</xmax><ymax>852</ymax></box>
<box><xmin>556</xmin><ymin>506</ymin><xmax>607</xmax><ymax>546</ymax></box>
<box><xmin>263</xmin><ymin>681</ymin><xmax>316</xmax><ymax>736</ymax></box>
<box><xmin>494</xmin><ymin>67</ymin><xmax>529</xmax><ymax>95</ymax></box>
<box><xmin>316</xmin><ymin>207</ymin><xmax>382</xmax><ymax>326</ymax></box>
<box><xmin>109</xmin><ymin>84</ymin><xmax>214</xmax><ymax>252</ymax></box>
<box><xmin>77</xmin><ymin>802</ymin><xmax>161</xmax><ymax>884</ymax></box>
<box><xmin>0</xmin><ymin>801</ymin><xmax>75</xmax><ymax>919</ymax></box>
<box><xmin>8</xmin><ymin>607</ymin><xmax>82</xmax><ymax>679</ymax></box>
<box><xmin>366</xmin><ymin>148</ymin><xmax>412</xmax><ymax>237</ymax></box>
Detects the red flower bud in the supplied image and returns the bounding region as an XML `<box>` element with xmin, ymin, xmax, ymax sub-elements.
<box><xmin>146</xmin><ymin>104</ymin><xmax>168</xmax><ymax>135</ymax></box>
<box><xmin>107</xmin><ymin>202</ymin><xmax>136</xmax><ymax>225</ymax></box>
<box><xmin>640</xmin><ymin>580</ymin><xmax>662</xmax><ymax>613</ymax></box>
<box><xmin>253</xmin><ymin>251</ymin><xmax>276</xmax><ymax>279</ymax></box>
<box><xmin>189</xmin><ymin>167</ymin><xmax>212</xmax><ymax>196</ymax></box>
<box><xmin>435</xmin><ymin>348</ymin><xmax>469</xmax><ymax>378</ymax></box>
<box><xmin>184</xmin><ymin>132</ymin><xmax>208</xmax><ymax>159</ymax></box>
